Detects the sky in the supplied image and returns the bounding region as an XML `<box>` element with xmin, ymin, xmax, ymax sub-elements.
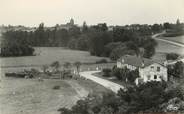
<box><xmin>0</xmin><ymin>0</ymin><xmax>184</xmax><ymax>27</ymax></box>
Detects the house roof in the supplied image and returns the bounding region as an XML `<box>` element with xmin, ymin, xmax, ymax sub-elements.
<box><xmin>117</xmin><ymin>55</ymin><xmax>158</xmax><ymax>68</ymax></box>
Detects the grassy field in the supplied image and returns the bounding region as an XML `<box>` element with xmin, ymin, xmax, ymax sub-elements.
<box><xmin>155</xmin><ymin>40</ymin><xmax>184</xmax><ymax>55</ymax></box>
<box><xmin>0</xmin><ymin>47</ymin><xmax>112</xmax><ymax>114</ymax></box>
<box><xmin>0</xmin><ymin>78</ymin><xmax>110</xmax><ymax>114</ymax></box>
<box><xmin>0</xmin><ymin>47</ymin><xmax>109</xmax><ymax>67</ymax></box>
<box><xmin>159</xmin><ymin>35</ymin><xmax>184</xmax><ymax>44</ymax></box>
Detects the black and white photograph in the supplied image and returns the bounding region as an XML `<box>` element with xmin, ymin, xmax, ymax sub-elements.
<box><xmin>0</xmin><ymin>0</ymin><xmax>184</xmax><ymax>114</ymax></box>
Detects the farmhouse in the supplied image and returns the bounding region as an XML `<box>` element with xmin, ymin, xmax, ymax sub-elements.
<box><xmin>117</xmin><ymin>55</ymin><xmax>168</xmax><ymax>85</ymax></box>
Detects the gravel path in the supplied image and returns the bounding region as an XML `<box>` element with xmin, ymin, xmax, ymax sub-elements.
<box><xmin>80</xmin><ymin>71</ymin><xmax>125</xmax><ymax>93</ymax></box>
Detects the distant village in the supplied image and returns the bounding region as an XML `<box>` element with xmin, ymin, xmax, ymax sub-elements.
<box><xmin>2</xmin><ymin>18</ymin><xmax>183</xmax><ymax>33</ymax></box>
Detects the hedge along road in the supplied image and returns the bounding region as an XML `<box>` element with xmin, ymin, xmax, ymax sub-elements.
<box><xmin>79</xmin><ymin>71</ymin><xmax>125</xmax><ymax>93</ymax></box>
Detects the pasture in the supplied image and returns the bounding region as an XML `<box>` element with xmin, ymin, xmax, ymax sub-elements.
<box><xmin>159</xmin><ymin>35</ymin><xmax>184</xmax><ymax>44</ymax></box>
<box><xmin>0</xmin><ymin>47</ymin><xmax>112</xmax><ymax>114</ymax></box>
<box><xmin>0</xmin><ymin>47</ymin><xmax>109</xmax><ymax>67</ymax></box>
<box><xmin>155</xmin><ymin>39</ymin><xmax>184</xmax><ymax>55</ymax></box>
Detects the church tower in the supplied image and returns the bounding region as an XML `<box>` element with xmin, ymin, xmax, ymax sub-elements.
<box><xmin>70</xmin><ymin>18</ymin><xmax>74</xmax><ymax>25</ymax></box>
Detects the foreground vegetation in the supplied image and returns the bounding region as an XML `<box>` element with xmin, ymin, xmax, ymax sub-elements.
<box><xmin>58</xmin><ymin>81</ymin><xmax>184</xmax><ymax>114</ymax></box>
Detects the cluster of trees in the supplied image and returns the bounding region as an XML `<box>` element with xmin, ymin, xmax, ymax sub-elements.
<box><xmin>58</xmin><ymin>81</ymin><xmax>184</xmax><ymax>114</ymax></box>
<box><xmin>81</xmin><ymin>23</ymin><xmax>157</xmax><ymax>59</ymax></box>
<box><xmin>42</xmin><ymin>61</ymin><xmax>82</xmax><ymax>76</ymax></box>
<box><xmin>0</xmin><ymin>44</ymin><xmax>34</xmax><ymax>57</ymax></box>
<box><xmin>166</xmin><ymin>53</ymin><xmax>179</xmax><ymax>60</ymax></box>
<box><xmin>0</xmin><ymin>32</ymin><xmax>34</xmax><ymax>57</ymax></box>
<box><xmin>168</xmin><ymin>61</ymin><xmax>184</xmax><ymax>78</ymax></box>
<box><xmin>2</xmin><ymin>21</ymin><xmax>160</xmax><ymax>58</ymax></box>
<box><xmin>112</xmin><ymin>67</ymin><xmax>139</xmax><ymax>83</ymax></box>
<box><xmin>102</xmin><ymin>66</ymin><xmax>139</xmax><ymax>83</ymax></box>
<box><xmin>163</xmin><ymin>19</ymin><xmax>184</xmax><ymax>37</ymax></box>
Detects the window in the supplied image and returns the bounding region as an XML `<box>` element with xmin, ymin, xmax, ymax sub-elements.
<box><xmin>157</xmin><ymin>67</ymin><xmax>160</xmax><ymax>72</ymax></box>
<box><xmin>154</xmin><ymin>75</ymin><xmax>157</xmax><ymax>79</ymax></box>
<box><xmin>151</xmin><ymin>66</ymin><xmax>154</xmax><ymax>69</ymax></box>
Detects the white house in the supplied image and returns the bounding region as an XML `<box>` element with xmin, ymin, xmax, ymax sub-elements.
<box><xmin>117</xmin><ymin>55</ymin><xmax>168</xmax><ymax>85</ymax></box>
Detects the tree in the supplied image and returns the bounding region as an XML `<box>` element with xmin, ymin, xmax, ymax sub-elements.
<box><xmin>110</xmin><ymin>46</ymin><xmax>135</xmax><ymax>60</ymax></box>
<box><xmin>176</xmin><ymin>19</ymin><xmax>180</xmax><ymax>25</ymax></box>
<box><xmin>151</xmin><ymin>24</ymin><xmax>162</xmax><ymax>33</ymax></box>
<box><xmin>104</xmin><ymin>42</ymin><xmax>125</xmax><ymax>57</ymax></box>
<box><xmin>143</xmin><ymin>38</ymin><xmax>157</xmax><ymax>58</ymax></box>
<box><xmin>68</xmin><ymin>26</ymin><xmax>81</xmax><ymax>38</ymax></box>
<box><xmin>82</xmin><ymin>21</ymin><xmax>88</xmax><ymax>33</ymax></box>
<box><xmin>75</xmin><ymin>34</ymin><xmax>89</xmax><ymax>50</ymax></box>
<box><xmin>62</xmin><ymin>62</ymin><xmax>72</xmax><ymax>79</ymax></box>
<box><xmin>126</xmin><ymin>41</ymin><xmax>139</xmax><ymax>56</ymax></box>
<box><xmin>42</xmin><ymin>65</ymin><xmax>49</xmax><ymax>73</ymax></box>
<box><xmin>51</xmin><ymin>61</ymin><xmax>60</xmax><ymax>72</ymax></box>
<box><xmin>163</xmin><ymin>22</ymin><xmax>171</xmax><ymax>30</ymax></box>
<box><xmin>168</xmin><ymin>61</ymin><xmax>184</xmax><ymax>78</ymax></box>
<box><xmin>127</xmin><ymin>69</ymin><xmax>139</xmax><ymax>83</ymax></box>
<box><xmin>166</xmin><ymin>53</ymin><xmax>179</xmax><ymax>60</ymax></box>
<box><xmin>88</xmin><ymin>30</ymin><xmax>112</xmax><ymax>56</ymax></box>
<box><xmin>55</xmin><ymin>29</ymin><xmax>69</xmax><ymax>46</ymax></box>
<box><xmin>92</xmin><ymin>23</ymin><xmax>108</xmax><ymax>31</ymax></box>
<box><xmin>102</xmin><ymin>68</ymin><xmax>112</xmax><ymax>77</ymax></box>
<box><xmin>117</xmin><ymin>81</ymin><xmax>168</xmax><ymax>112</ymax></box>
<box><xmin>174</xmin><ymin>62</ymin><xmax>184</xmax><ymax>78</ymax></box>
<box><xmin>63</xmin><ymin>62</ymin><xmax>71</xmax><ymax>71</ymax></box>
<box><xmin>0</xmin><ymin>32</ymin><xmax>35</xmax><ymax>57</ymax></box>
<box><xmin>58</xmin><ymin>81</ymin><xmax>184</xmax><ymax>114</ymax></box>
<box><xmin>71</xmin><ymin>100</ymin><xmax>89</xmax><ymax>114</ymax></box>
<box><xmin>73</xmin><ymin>61</ymin><xmax>82</xmax><ymax>75</ymax></box>
<box><xmin>67</xmin><ymin>38</ymin><xmax>77</xmax><ymax>49</ymax></box>
<box><xmin>36</xmin><ymin>23</ymin><xmax>45</xmax><ymax>46</ymax></box>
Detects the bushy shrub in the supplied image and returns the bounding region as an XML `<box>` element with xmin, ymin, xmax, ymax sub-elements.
<box><xmin>96</xmin><ymin>59</ymin><xmax>108</xmax><ymax>64</ymax></box>
<box><xmin>53</xmin><ymin>85</ymin><xmax>60</xmax><ymax>90</ymax></box>
<box><xmin>102</xmin><ymin>68</ymin><xmax>112</xmax><ymax>77</ymax></box>
<box><xmin>166</xmin><ymin>53</ymin><xmax>179</xmax><ymax>60</ymax></box>
<box><xmin>112</xmin><ymin>67</ymin><xmax>122</xmax><ymax>80</ymax></box>
<box><xmin>167</xmin><ymin>61</ymin><xmax>184</xmax><ymax>78</ymax></box>
<box><xmin>112</xmin><ymin>67</ymin><xmax>139</xmax><ymax>83</ymax></box>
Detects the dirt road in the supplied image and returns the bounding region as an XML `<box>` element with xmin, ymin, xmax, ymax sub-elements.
<box><xmin>80</xmin><ymin>71</ymin><xmax>125</xmax><ymax>93</ymax></box>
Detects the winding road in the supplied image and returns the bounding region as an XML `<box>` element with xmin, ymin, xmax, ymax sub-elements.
<box><xmin>80</xmin><ymin>71</ymin><xmax>125</xmax><ymax>93</ymax></box>
<box><xmin>152</xmin><ymin>32</ymin><xmax>184</xmax><ymax>48</ymax></box>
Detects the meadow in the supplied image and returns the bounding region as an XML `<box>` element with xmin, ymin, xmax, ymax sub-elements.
<box><xmin>0</xmin><ymin>47</ymin><xmax>109</xmax><ymax>67</ymax></box>
<box><xmin>0</xmin><ymin>47</ymin><xmax>112</xmax><ymax>114</ymax></box>
<box><xmin>159</xmin><ymin>35</ymin><xmax>184</xmax><ymax>44</ymax></box>
<box><xmin>155</xmin><ymin>38</ymin><xmax>184</xmax><ymax>55</ymax></box>
<box><xmin>0</xmin><ymin>78</ymin><xmax>110</xmax><ymax>114</ymax></box>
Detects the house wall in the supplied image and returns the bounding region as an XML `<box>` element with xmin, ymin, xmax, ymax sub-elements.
<box><xmin>117</xmin><ymin>61</ymin><xmax>168</xmax><ymax>85</ymax></box>
<box><xmin>139</xmin><ymin>63</ymin><xmax>168</xmax><ymax>83</ymax></box>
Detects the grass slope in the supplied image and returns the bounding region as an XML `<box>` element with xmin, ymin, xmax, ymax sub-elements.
<box><xmin>0</xmin><ymin>78</ymin><xmax>110</xmax><ymax>114</ymax></box>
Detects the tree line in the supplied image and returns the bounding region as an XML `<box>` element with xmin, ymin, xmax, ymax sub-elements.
<box><xmin>2</xmin><ymin>20</ymin><xmax>182</xmax><ymax>58</ymax></box>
